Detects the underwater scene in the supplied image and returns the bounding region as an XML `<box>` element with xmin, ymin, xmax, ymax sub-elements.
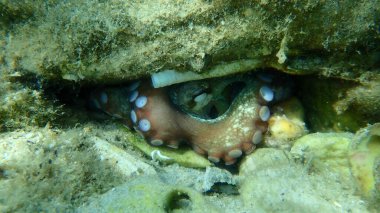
<box><xmin>0</xmin><ymin>1</ymin><xmax>379</xmax><ymax>212</ymax></box>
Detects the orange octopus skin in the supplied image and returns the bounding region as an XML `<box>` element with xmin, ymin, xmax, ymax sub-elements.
<box><xmin>90</xmin><ymin>78</ymin><xmax>275</xmax><ymax>165</ymax></box>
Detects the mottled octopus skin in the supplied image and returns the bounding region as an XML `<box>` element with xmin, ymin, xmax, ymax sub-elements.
<box><xmin>90</xmin><ymin>76</ymin><xmax>278</xmax><ymax>165</ymax></box>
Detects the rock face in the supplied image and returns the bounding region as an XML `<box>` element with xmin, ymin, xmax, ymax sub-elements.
<box><xmin>349</xmin><ymin>124</ymin><xmax>380</xmax><ymax>204</ymax></box>
<box><xmin>0</xmin><ymin>1</ymin><xmax>379</xmax><ymax>212</ymax></box>
<box><xmin>0</xmin><ymin>1</ymin><xmax>379</xmax><ymax>132</ymax></box>
<box><xmin>1</xmin><ymin>127</ymin><xmax>376</xmax><ymax>212</ymax></box>
<box><xmin>290</xmin><ymin>133</ymin><xmax>353</xmax><ymax>180</ymax></box>
<box><xmin>77</xmin><ymin>176</ymin><xmax>220</xmax><ymax>213</ymax></box>
<box><xmin>1</xmin><ymin>1</ymin><xmax>379</xmax><ymax>83</ymax></box>
<box><xmin>0</xmin><ymin>124</ymin><xmax>155</xmax><ymax>212</ymax></box>
<box><xmin>297</xmin><ymin>76</ymin><xmax>380</xmax><ymax>132</ymax></box>
<box><xmin>239</xmin><ymin>148</ymin><xmax>369</xmax><ymax>213</ymax></box>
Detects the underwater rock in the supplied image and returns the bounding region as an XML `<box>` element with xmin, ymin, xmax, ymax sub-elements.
<box><xmin>239</xmin><ymin>148</ymin><xmax>369</xmax><ymax>212</ymax></box>
<box><xmin>200</xmin><ymin>167</ymin><xmax>237</xmax><ymax>193</ymax></box>
<box><xmin>239</xmin><ymin>148</ymin><xmax>291</xmax><ymax>178</ymax></box>
<box><xmin>290</xmin><ymin>128</ymin><xmax>380</xmax><ymax>208</ymax></box>
<box><xmin>349</xmin><ymin>123</ymin><xmax>380</xmax><ymax>202</ymax></box>
<box><xmin>77</xmin><ymin>176</ymin><xmax>219</xmax><ymax>213</ymax></box>
<box><xmin>2</xmin><ymin>1</ymin><xmax>378</xmax><ymax>83</ymax></box>
<box><xmin>91</xmin><ymin>136</ymin><xmax>156</xmax><ymax>177</ymax></box>
<box><xmin>290</xmin><ymin>132</ymin><xmax>353</xmax><ymax>179</ymax></box>
<box><xmin>0</xmin><ymin>76</ymin><xmax>62</xmax><ymax>131</ymax></box>
<box><xmin>334</xmin><ymin>77</ymin><xmax>380</xmax><ymax>126</ymax></box>
<box><xmin>0</xmin><ymin>125</ymin><xmax>160</xmax><ymax>212</ymax></box>
<box><xmin>155</xmin><ymin>164</ymin><xmax>238</xmax><ymax>195</ymax></box>
<box><xmin>298</xmin><ymin>76</ymin><xmax>380</xmax><ymax>132</ymax></box>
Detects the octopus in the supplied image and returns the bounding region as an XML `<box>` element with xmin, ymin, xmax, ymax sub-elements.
<box><xmin>89</xmin><ymin>72</ymin><xmax>292</xmax><ymax>165</ymax></box>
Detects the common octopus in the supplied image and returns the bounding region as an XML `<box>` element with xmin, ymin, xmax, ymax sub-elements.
<box><xmin>89</xmin><ymin>72</ymin><xmax>292</xmax><ymax>165</ymax></box>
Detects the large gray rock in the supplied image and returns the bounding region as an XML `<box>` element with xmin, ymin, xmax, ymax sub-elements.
<box><xmin>1</xmin><ymin>0</ymin><xmax>379</xmax><ymax>83</ymax></box>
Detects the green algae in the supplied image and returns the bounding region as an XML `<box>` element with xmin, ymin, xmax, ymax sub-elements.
<box><xmin>0</xmin><ymin>75</ymin><xmax>63</xmax><ymax>132</ymax></box>
<box><xmin>124</xmin><ymin>126</ymin><xmax>212</xmax><ymax>168</ymax></box>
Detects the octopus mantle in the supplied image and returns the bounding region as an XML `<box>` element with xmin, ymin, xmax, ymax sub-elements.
<box><xmin>90</xmin><ymin>73</ymin><xmax>291</xmax><ymax>165</ymax></box>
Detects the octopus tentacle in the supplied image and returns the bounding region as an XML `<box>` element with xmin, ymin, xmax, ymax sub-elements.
<box><xmin>89</xmin><ymin>73</ymin><xmax>290</xmax><ymax>165</ymax></box>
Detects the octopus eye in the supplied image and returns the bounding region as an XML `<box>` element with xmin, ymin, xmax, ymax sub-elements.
<box><xmin>222</xmin><ymin>81</ymin><xmax>246</xmax><ymax>102</ymax></box>
<box><xmin>207</xmin><ymin>105</ymin><xmax>219</xmax><ymax>119</ymax></box>
<box><xmin>169</xmin><ymin>78</ymin><xmax>248</xmax><ymax>120</ymax></box>
<box><xmin>204</xmin><ymin>81</ymin><xmax>247</xmax><ymax>119</ymax></box>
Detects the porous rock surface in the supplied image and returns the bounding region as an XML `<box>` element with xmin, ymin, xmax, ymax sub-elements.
<box><xmin>1</xmin><ymin>0</ymin><xmax>379</xmax><ymax>83</ymax></box>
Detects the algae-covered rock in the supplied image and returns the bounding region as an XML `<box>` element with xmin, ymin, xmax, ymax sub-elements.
<box><xmin>239</xmin><ymin>148</ymin><xmax>291</xmax><ymax>177</ymax></box>
<box><xmin>0</xmin><ymin>124</ymin><xmax>154</xmax><ymax>212</ymax></box>
<box><xmin>239</xmin><ymin>148</ymin><xmax>368</xmax><ymax>213</ymax></box>
<box><xmin>90</xmin><ymin>136</ymin><xmax>156</xmax><ymax>177</ymax></box>
<box><xmin>289</xmin><ymin>128</ymin><xmax>380</xmax><ymax>210</ymax></box>
<box><xmin>334</xmin><ymin>77</ymin><xmax>380</xmax><ymax>126</ymax></box>
<box><xmin>0</xmin><ymin>0</ymin><xmax>55</xmax><ymax>27</ymax></box>
<box><xmin>349</xmin><ymin>123</ymin><xmax>380</xmax><ymax>204</ymax></box>
<box><xmin>156</xmin><ymin>164</ymin><xmax>237</xmax><ymax>194</ymax></box>
<box><xmin>0</xmin><ymin>76</ymin><xmax>62</xmax><ymax>131</ymax></box>
<box><xmin>1</xmin><ymin>1</ymin><xmax>379</xmax><ymax>83</ymax></box>
<box><xmin>290</xmin><ymin>132</ymin><xmax>353</xmax><ymax>178</ymax></box>
<box><xmin>297</xmin><ymin>76</ymin><xmax>380</xmax><ymax>132</ymax></box>
<box><xmin>78</xmin><ymin>176</ymin><xmax>219</xmax><ymax>213</ymax></box>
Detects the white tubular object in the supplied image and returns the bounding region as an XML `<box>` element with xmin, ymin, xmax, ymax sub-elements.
<box><xmin>151</xmin><ymin>59</ymin><xmax>261</xmax><ymax>88</ymax></box>
<box><xmin>151</xmin><ymin>70</ymin><xmax>202</xmax><ymax>88</ymax></box>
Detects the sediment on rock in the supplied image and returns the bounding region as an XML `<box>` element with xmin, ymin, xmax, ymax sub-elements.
<box><xmin>1</xmin><ymin>1</ymin><xmax>379</xmax><ymax>83</ymax></box>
